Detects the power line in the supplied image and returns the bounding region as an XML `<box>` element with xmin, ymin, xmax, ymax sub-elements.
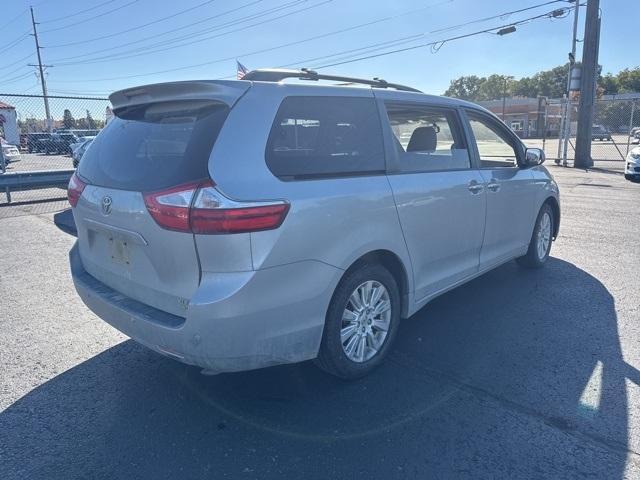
<box><xmin>215</xmin><ymin>4</ymin><xmax>577</xmax><ymax>76</ymax></box>
<box><xmin>52</xmin><ymin>0</ymin><xmax>567</xmax><ymax>85</ymax></box>
<box><xmin>0</xmin><ymin>71</ymin><xmax>35</xmax><ymax>85</ymax></box>
<box><xmin>39</xmin><ymin>0</ymin><xmax>120</xmax><ymax>23</ymax></box>
<box><xmin>45</xmin><ymin>0</ymin><xmax>225</xmax><ymax>47</ymax></box>
<box><xmin>46</xmin><ymin>0</ymin><xmax>264</xmax><ymax>56</ymax></box>
<box><xmin>0</xmin><ymin>53</ymin><xmax>35</xmax><ymax>73</ymax></box>
<box><xmin>430</xmin><ymin>0</ymin><xmax>567</xmax><ymax>34</ymax></box>
<box><xmin>0</xmin><ymin>8</ymin><xmax>28</xmax><ymax>31</ymax></box>
<box><xmin>0</xmin><ymin>33</ymin><xmax>31</xmax><ymax>55</ymax></box>
<box><xmin>39</xmin><ymin>0</ymin><xmax>142</xmax><ymax>34</ymax></box>
<box><xmin>49</xmin><ymin>0</ymin><xmax>315</xmax><ymax>65</ymax></box>
<box><xmin>312</xmin><ymin>6</ymin><xmax>577</xmax><ymax>69</ymax></box>
<box><xmin>51</xmin><ymin>1</ymin><xmax>446</xmax><ymax>82</ymax></box>
<box><xmin>0</xmin><ymin>66</ymin><xmax>33</xmax><ymax>82</ymax></box>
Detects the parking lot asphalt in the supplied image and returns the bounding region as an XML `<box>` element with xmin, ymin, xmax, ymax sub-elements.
<box><xmin>0</xmin><ymin>166</ymin><xmax>639</xmax><ymax>479</ymax></box>
<box><xmin>2</xmin><ymin>152</ymin><xmax>73</xmax><ymax>173</ymax></box>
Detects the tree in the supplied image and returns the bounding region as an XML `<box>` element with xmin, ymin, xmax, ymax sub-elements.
<box><xmin>599</xmin><ymin>73</ymin><xmax>619</xmax><ymax>95</ymax></box>
<box><xmin>478</xmin><ymin>74</ymin><xmax>516</xmax><ymax>101</ymax></box>
<box><xmin>86</xmin><ymin>110</ymin><xmax>97</xmax><ymax>129</ymax></box>
<box><xmin>444</xmin><ymin>64</ymin><xmax>639</xmax><ymax>101</ymax></box>
<box><xmin>62</xmin><ymin>109</ymin><xmax>75</xmax><ymax>129</ymax></box>
<box><xmin>616</xmin><ymin>67</ymin><xmax>640</xmax><ymax>93</ymax></box>
<box><xmin>444</xmin><ymin>75</ymin><xmax>484</xmax><ymax>100</ymax></box>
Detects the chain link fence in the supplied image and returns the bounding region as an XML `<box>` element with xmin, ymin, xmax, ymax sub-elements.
<box><xmin>0</xmin><ymin>93</ymin><xmax>111</xmax><ymax>175</ymax></box>
<box><xmin>534</xmin><ymin>96</ymin><xmax>639</xmax><ymax>171</ymax></box>
<box><xmin>1</xmin><ymin>91</ymin><xmax>638</xmax><ymax>207</ymax></box>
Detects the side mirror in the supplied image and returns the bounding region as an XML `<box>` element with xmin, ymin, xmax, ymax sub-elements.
<box><xmin>524</xmin><ymin>147</ymin><xmax>545</xmax><ymax>167</ymax></box>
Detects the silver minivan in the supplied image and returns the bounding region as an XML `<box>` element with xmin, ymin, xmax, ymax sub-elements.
<box><xmin>68</xmin><ymin>69</ymin><xmax>560</xmax><ymax>379</ymax></box>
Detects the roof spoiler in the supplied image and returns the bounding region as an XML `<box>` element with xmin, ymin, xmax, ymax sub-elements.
<box><xmin>109</xmin><ymin>80</ymin><xmax>250</xmax><ymax>113</ymax></box>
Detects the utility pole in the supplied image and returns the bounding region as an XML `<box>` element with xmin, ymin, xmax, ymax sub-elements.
<box><xmin>560</xmin><ymin>0</ymin><xmax>581</xmax><ymax>166</ymax></box>
<box><xmin>574</xmin><ymin>0</ymin><xmax>601</xmax><ymax>169</ymax></box>
<box><xmin>29</xmin><ymin>6</ymin><xmax>52</xmax><ymax>132</ymax></box>
<box><xmin>501</xmin><ymin>75</ymin><xmax>512</xmax><ymax>121</ymax></box>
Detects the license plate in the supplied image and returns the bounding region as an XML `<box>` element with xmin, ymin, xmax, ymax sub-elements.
<box><xmin>109</xmin><ymin>236</ymin><xmax>130</xmax><ymax>266</ymax></box>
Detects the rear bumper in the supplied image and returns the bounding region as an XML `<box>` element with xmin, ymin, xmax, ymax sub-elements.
<box><xmin>70</xmin><ymin>243</ymin><xmax>341</xmax><ymax>373</ymax></box>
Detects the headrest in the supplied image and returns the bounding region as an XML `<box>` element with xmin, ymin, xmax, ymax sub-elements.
<box><xmin>407</xmin><ymin>126</ymin><xmax>437</xmax><ymax>152</ymax></box>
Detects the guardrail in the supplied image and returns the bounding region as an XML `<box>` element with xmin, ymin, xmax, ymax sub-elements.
<box><xmin>0</xmin><ymin>169</ymin><xmax>74</xmax><ymax>203</ymax></box>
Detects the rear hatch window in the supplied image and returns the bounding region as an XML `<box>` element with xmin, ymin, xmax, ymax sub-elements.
<box><xmin>78</xmin><ymin>100</ymin><xmax>229</xmax><ymax>191</ymax></box>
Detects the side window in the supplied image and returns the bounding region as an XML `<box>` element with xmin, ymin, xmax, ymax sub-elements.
<box><xmin>384</xmin><ymin>103</ymin><xmax>470</xmax><ymax>173</ymax></box>
<box><xmin>265</xmin><ymin>96</ymin><xmax>384</xmax><ymax>179</ymax></box>
<box><xmin>467</xmin><ymin>113</ymin><xmax>520</xmax><ymax>168</ymax></box>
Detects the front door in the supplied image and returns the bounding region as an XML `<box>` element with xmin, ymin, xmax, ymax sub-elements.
<box><xmin>464</xmin><ymin>110</ymin><xmax>538</xmax><ymax>270</ymax></box>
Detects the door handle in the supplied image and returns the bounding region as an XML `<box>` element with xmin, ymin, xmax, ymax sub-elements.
<box><xmin>487</xmin><ymin>179</ymin><xmax>501</xmax><ymax>192</ymax></box>
<box><xmin>467</xmin><ymin>181</ymin><xmax>484</xmax><ymax>194</ymax></box>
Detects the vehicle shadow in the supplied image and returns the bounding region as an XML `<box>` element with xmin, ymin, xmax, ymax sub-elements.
<box><xmin>0</xmin><ymin>258</ymin><xmax>633</xmax><ymax>479</ymax></box>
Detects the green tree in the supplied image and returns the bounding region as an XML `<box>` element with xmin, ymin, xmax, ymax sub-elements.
<box><xmin>62</xmin><ymin>109</ymin><xmax>75</xmax><ymax>129</ymax></box>
<box><xmin>444</xmin><ymin>75</ymin><xmax>485</xmax><ymax>100</ymax></box>
<box><xmin>478</xmin><ymin>74</ymin><xmax>516</xmax><ymax>101</ymax></box>
<box><xmin>616</xmin><ymin>67</ymin><xmax>640</xmax><ymax>93</ymax></box>
<box><xmin>599</xmin><ymin>73</ymin><xmax>619</xmax><ymax>95</ymax></box>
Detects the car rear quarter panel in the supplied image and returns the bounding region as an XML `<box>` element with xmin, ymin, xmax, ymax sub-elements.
<box><xmin>208</xmin><ymin>82</ymin><xmax>414</xmax><ymax>292</ymax></box>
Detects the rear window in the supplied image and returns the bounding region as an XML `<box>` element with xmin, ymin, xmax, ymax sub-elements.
<box><xmin>265</xmin><ymin>96</ymin><xmax>384</xmax><ymax>179</ymax></box>
<box><xmin>78</xmin><ymin>100</ymin><xmax>229</xmax><ymax>191</ymax></box>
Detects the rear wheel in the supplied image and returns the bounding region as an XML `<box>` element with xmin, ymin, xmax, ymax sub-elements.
<box><xmin>517</xmin><ymin>203</ymin><xmax>554</xmax><ymax>269</ymax></box>
<box><xmin>315</xmin><ymin>263</ymin><xmax>400</xmax><ymax>379</ymax></box>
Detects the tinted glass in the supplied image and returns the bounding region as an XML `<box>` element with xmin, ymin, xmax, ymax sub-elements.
<box><xmin>385</xmin><ymin>103</ymin><xmax>470</xmax><ymax>172</ymax></box>
<box><xmin>467</xmin><ymin>112</ymin><xmax>519</xmax><ymax>168</ymax></box>
<box><xmin>79</xmin><ymin>100</ymin><xmax>229</xmax><ymax>191</ymax></box>
<box><xmin>266</xmin><ymin>96</ymin><xmax>384</xmax><ymax>179</ymax></box>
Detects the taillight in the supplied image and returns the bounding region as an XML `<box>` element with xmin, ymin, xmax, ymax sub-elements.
<box><xmin>68</xmin><ymin>172</ymin><xmax>87</xmax><ymax>207</ymax></box>
<box><xmin>143</xmin><ymin>180</ymin><xmax>289</xmax><ymax>234</ymax></box>
<box><xmin>143</xmin><ymin>182</ymin><xmax>199</xmax><ymax>232</ymax></box>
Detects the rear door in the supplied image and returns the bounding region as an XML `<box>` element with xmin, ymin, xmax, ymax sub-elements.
<box><xmin>463</xmin><ymin>109</ymin><xmax>537</xmax><ymax>269</ymax></box>
<box><xmin>381</xmin><ymin>101</ymin><xmax>487</xmax><ymax>302</ymax></box>
<box><xmin>73</xmin><ymin>81</ymin><xmax>248</xmax><ymax>316</ymax></box>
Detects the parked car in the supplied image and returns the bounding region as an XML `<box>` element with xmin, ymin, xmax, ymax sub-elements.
<box><xmin>633</xmin><ymin>130</ymin><xmax>640</xmax><ymax>145</ymax></box>
<box><xmin>68</xmin><ymin>70</ymin><xmax>560</xmax><ymax>379</ymax></box>
<box><xmin>45</xmin><ymin>133</ymin><xmax>79</xmax><ymax>155</ymax></box>
<box><xmin>1</xmin><ymin>142</ymin><xmax>21</xmax><ymax>163</ymax></box>
<box><xmin>70</xmin><ymin>136</ymin><xmax>95</xmax><ymax>156</ymax></box>
<box><xmin>72</xmin><ymin>138</ymin><xmax>93</xmax><ymax>168</ymax></box>
<box><xmin>591</xmin><ymin>125</ymin><xmax>612</xmax><ymax>141</ymax></box>
<box><xmin>26</xmin><ymin>133</ymin><xmax>53</xmax><ymax>153</ymax></box>
<box><xmin>625</xmin><ymin>147</ymin><xmax>640</xmax><ymax>182</ymax></box>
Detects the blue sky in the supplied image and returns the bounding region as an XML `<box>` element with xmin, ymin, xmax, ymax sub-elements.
<box><xmin>0</xmin><ymin>0</ymin><xmax>634</xmax><ymax>98</ymax></box>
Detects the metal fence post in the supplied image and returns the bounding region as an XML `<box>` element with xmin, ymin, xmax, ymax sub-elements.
<box><xmin>627</xmin><ymin>100</ymin><xmax>636</xmax><ymax>157</ymax></box>
<box><xmin>542</xmin><ymin>102</ymin><xmax>548</xmax><ymax>152</ymax></box>
<box><xmin>556</xmin><ymin>95</ymin><xmax>567</xmax><ymax>163</ymax></box>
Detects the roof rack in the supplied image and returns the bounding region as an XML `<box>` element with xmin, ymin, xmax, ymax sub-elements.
<box><xmin>242</xmin><ymin>68</ymin><xmax>421</xmax><ymax>93</ymax></box>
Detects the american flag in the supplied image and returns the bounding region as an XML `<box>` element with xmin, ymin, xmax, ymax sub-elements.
<box><xmin>237</xmin><ymin>60</ymin><xmax>249</xmax><ymax>80</ymax></box>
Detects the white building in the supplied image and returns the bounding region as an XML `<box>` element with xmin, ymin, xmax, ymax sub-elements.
<box><xmin>0</xmin><ymin>101</ymin><xmax>19</xmax><ymax>145</ymax></box>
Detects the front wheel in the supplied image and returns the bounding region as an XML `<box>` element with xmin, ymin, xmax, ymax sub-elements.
<box><xmin>315</xmin><ymin>263</ymin><xmax>400</xmax><ymax>379</ymax></box>
<box><xmin>517</xmin><ymin>203</ymin><xmax>554</xmax><ymax>269</ymax></box>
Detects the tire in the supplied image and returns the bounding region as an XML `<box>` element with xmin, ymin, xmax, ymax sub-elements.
<box><xmin>315</xmin><ymin>263</ymin><xmax>401</xmax><ymax>379</ymax></box>
<box><xmin>517</xmin><ymin>203</ymin><xmax>554</xmax><ymax>269</ymax></box>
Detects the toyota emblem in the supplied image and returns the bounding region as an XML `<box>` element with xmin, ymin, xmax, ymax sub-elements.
<box><xmin>101</xmin><ymin>196</ymin><xmax>112</xmax><ymax>216</ymax></box>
